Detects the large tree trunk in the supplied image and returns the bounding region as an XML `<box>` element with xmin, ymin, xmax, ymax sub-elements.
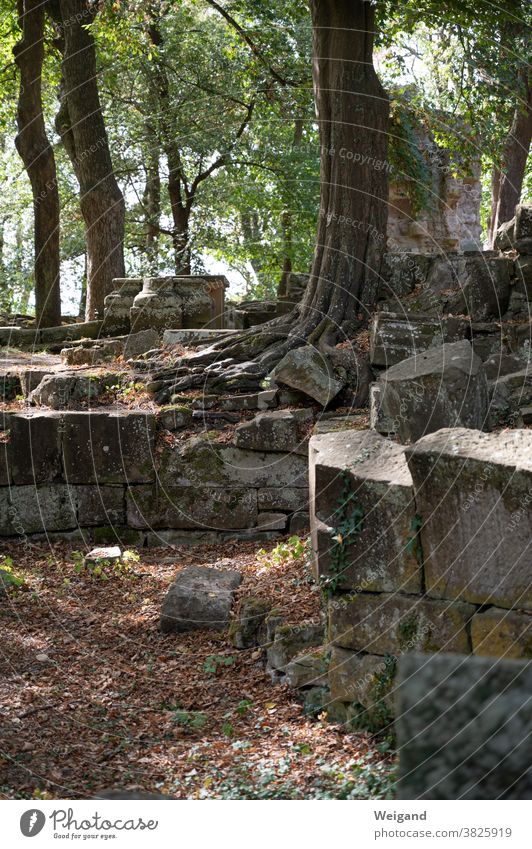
<box><xmin>13</xmin><ymin>0</ymin><xmax>61</xmax><ymax>327</ymax></box>
<box><xmin>488</xmin><ymin>67</ymin><xmax>532</xmax><ymax>245</ymax></box>
<box><xmin>300</xmin><ymin>0</ymin><xmax>389</xmax><ymax>341</ymax></box>
<box><xmin>53</xmin><ymin>0</ymin><xmax>125</xmax><ymax>320</ymax></box>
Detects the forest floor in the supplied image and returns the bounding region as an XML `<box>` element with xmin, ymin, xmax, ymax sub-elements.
<box><xmin>0</xmin><ymin>538</ymin><xmax>395</xmax><ymax>800</ymax></box>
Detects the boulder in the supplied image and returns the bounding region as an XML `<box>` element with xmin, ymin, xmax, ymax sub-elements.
<box><xmin>157</xmin><ymin>405</ymin><xmax>193</xmax><ymax>431</ymax></box>
<box><xmin>370</xmin><ymin>312</ymin><xmax>468</xmax><ymax>367</ymax></box>
<box><xmin>29</xmin><ymin>372</ymin><xmax>119</xmax><ymax>409</ymax></box>
<box><xmin>328</xmin><ymin>592</ymin><xmax>473</xmax><ymax>655</ymax></box>
<box><xmin>272</xmin><ymin>345</ymin><xmax>344</xmax><ymax>406</ymax></box>
<box><xmin>310</xmin><ymin>430</ymin><xmax>421</xmax><ymax>594</ymax></box>
<box><xmin>160</xmin><ymin>565</ymin><xmax>242</xmax><ymax>633</ymax></box>
<box><xmin>378</xmin><ymin>340</ymin><xmax>488</xmax><ymax>443</ymax></box>
<box><xmin>405</xmin><ymin>427</ymin><xmax>532</xmax><ymax>610</ymax></box>
<box><xmin>234</xmin><ymin>409</ymin><xmax>312</xmax><ymax>453</ymax></box>
<box><xmin>396</xmin><ymin>653</ymin><xmax>532</xmax><ymax>799</ymax></box>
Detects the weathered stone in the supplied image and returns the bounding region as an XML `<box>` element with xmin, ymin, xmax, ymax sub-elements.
<box><xmin>495</xmin><ymin>217</ymin><xmax>516</xmax><ymax>251</ymax></box>
<box><xmin>257</xmin><ymin>512</ymin><xmax>287</xmax><ymax>530</ymax></box>
<box><xmin>84</xmin><ymin>546</ymin><xmax>121</xmax><ymax>567</ymax></box>
<box><xmin>469</xmin><ymin>321</ymin><xmax>506</xmax><ymax>361</ymax></box>
<box><xmin>102</xmin><ymin>278</ymin><xmax>143</xmax><ymax>334</ymax></box>
<box><xmin>396</xmin><ymin>652</ymin><xmax>532</xmax><ymax>799</ymax></box>
<box><xmin>20</xmin><ymin>370</ymin><xmax>54</xmax><ymax>397</ymax></box>
<box><xmin>267</xmin><ymin>621</ymin><xmax>324</xmax><ymax>671</ymax></box>
<box><xmin>310</xmin><ymin>430</ymin><xmax>421</xmax><ymax>593</ymax></box>
<box><xmin>123</xmin><ymin>329</ymin><xmax>160</xmax><ymax>360</ymax></box>
<box><xmin>62</xmin><ymin>411</ymin><xmax>155</xmax><ymax>484</ymax></box>
<box><xmin>29</xmin><ymin>372</ymin><xmax>119</xmax><ymax>409</ymax></box>
<box><xmin>157</xmin><ymin>405</ymin><xmax>193</xmax><ymax>431</ymax></box>
<box><xmin>218</xmin><ymin>389</ymin><xmax>278</xmax><ymax>411</ymax></box>
<box><xmin>285</xmin><ymin>647</ymin><xmax>330</xmax><ymax>688</ymax></box>
<box><xmin>329</xmin><ymin>647</ymin><xmax>394</xmax><ymax>707</ymax></box>
<box><xmin>163</xmin><ymin>328</ymin><xmax>237</xmax><ymax>345</ymax></box>
<box><xmin>521</xmin><ymin>405</ymin><xmax>532</xmax><ymax>425</ymax></box>
<box><xmin>515</xmin><ymin>204</ymin><xmax>532</xmax><ymax>254</ymax></box>
<box><xmin>515</xmin><ymin>255</ymin><xmax>532</xmax><ymax>298</ymax></box>
<box><xmin>488</xmin><ymin>368</ymin><xmax>532</xmax><ymax>426</ymax></box>
<box><xmin>289</xmin><ymin>512</ymin><xmax>310</xmax><ymax>534</ymax></box>
<box><xmin>272</xmin><ymin>345</ymin><xmax>344</xmax><ymax>406</ymax></box>
<box><xmin>160</xmin><ymin>565</ymin><xmax>242</xmax><ymax>633</ymax></box>
<box><xmin>257</xmin><ymin>487</ymin><xmax>308</xmax><ymax>512</ymax></box>
<box><xmin>158</xmin><ymin>435</ymin><xmax>308</xmax><ymax>489</ymax></box>
<box><xmin>8</xmin><ymin>412</ymin><xmax>62</xmax><ymax>484</ymax></box>
<box><xmin>461</xmin><ymin>255</ymin><xmax>511</xmax><ymax>320</ymax></box>
<box><xmin>234</xmin><ymin>409</ymin><xmax>312</xmax><ymax>453</ymax></box>
<box><xmin>405</xmin><ymin>427</ymin><xmax>532</xmax><ymax>610</ymax></box>
<box><xmin>379</xmin><ymin>340</ymin><xmax>488</xmax><ymax>443</ymax></box>
<box><xmin>75</xmin><ymin>486</ymin><xmax>126</xmax><ymax>526</ymax></box>
<box><xmin>229</xmin><ymin>596</ymin><xmax>271</xmax><ymax>649</ymax></box>
<box><xmin>370</xmin><ymin>312</ymin><xmax>468</xmax><ymax>367</ymax></box>
<box><xmin>483</xmin><ymin>352</ymin><xmax>526</xmax><ymax>381</ymax></box>
<box><xmin>0</xmin><ymin>485</ymin><xmax>78</xmax><ymax>535</ymax></box>
<box><xmin>127</xmin><ymin>485</ymin><xmax>257</xmax><ymax>530</ymax></box>
<box><xmin>471</xmin><ymin>608</ymin><xmax>532</xmax><ymax>659</ymax></box>
<box><xmin>369</xmin><ymin>383</ymin><xmax>395</xmax><ymax>435</ymax></box>
<box><xmin>0</xmin><ymin>372</ymin><xmax>22</xmax><ymax>401</ymax></box>
<box><xmin>328</xmin><ymin>593</ymin><xmax>473</xmax><ymax>655</ymax></box>
<box><xmin>379</xmin><ymin>252</ymin><xmax>431</xmax><ymax>299</ymax></box>
<box><xmin>61</xmin><ymin>340</ymin><xmax>124</xmax><ymax>366</ymax></box>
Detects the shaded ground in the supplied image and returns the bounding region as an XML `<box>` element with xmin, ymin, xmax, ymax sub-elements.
<box><xmin>0</xmin><ymin>540</ymin><xmax>395</xmax><ymax>800</ymax></box>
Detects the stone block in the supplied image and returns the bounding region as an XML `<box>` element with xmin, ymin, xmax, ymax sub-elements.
<box><xmin>329</xmin><ymin>647</ymin><xmax>394</xmax><ymax>706</ymax></box>
<box><xmin>328</xmin><ymin>592</ymin><xmax>473</xmax><ymax>655</ymax></box>
<box><xmin>406</xmin><ymin>428</ymin><xmax>532</xmax><ymax>610</ymax></box>
<box><xmin>7</xmin><ymin>412</ymin><xmax>62</xmax><ymax>484</ymax></box>
<box><xmin>285</xmin><ymin>647</ymin><xmax>330</xmax><ymax>688</ymax></box>
<box><xmin>267</xmin><ymin>622</ymin><xmax>324</xmax><ymax>672</ymax></box>
<box><xmin>370</xmin><ymin>312</ymin><xmax>468</xmax><ymax>367</ymax></box>
<box><xmin>62</xmin><ymin>411</ymin><xmax>155</xmax><ymax>484</ymax></box>
<box><xmin>515</xmin><ymin>204</ymin><xmax>532</xmax><ymax>254</ymax></box>
<box><xmin>379</xmin><ymin>340</ymin><xmax>488</xmax><ymax>443</ymax></box>
<box><xmin>234</xmin><ymin>408</ymin><xmax>312</xmax><ymax>453</ymax></box>
<box><xmin>257</xmin><ymin>487</ymin><xmax>308</xmax><ymax>512</ymax></box>
<box><xmin>127</xmin><ymin>485</ymin><xmax>257</xmax><ymax>530</ymax></box>
<box><xmin>396</xmin><ymin>652</ymin><xmax>532</xmax><ymax>799</ymax></box>
<box><xmin>272</xmin><ymin>344</ymin><xmax>344</xmax><ymax>406</ymax></box>
<box><xmin>289</xmin><ymin>512</ymin><xmax>310</xmax><ymax>534</ymax></box>
<box><xmin>471</xmin><ymin>608</ymin><xmax>532</xmax><ymax>659</ymax></box>
<box><xmin>0</xmin><ymin>485</ymin><xmax>78</xmax><ymax>535</ymax></box>
<box><xmin>123</xmin><ymin>329</ymin><xmax>160</xmax><ymax>360</ymax></box>
<box><xmin>229</xmin><ymin>596</ymin><xmax>271</xmax><ymax>649</ymax></box>
<box><xmin>257</xmin><ymin>512</ymin><xmax>287</xmax><ymax>530</ymax></box>
<box><xmin>75</xmin><ymin>486</ymin><xmax>126</xmax><ymax>527</ymax></box>
<box><xmin>310</xmin><ymin>430</ymin><xmax>421</xmax><ymax>594</ymax></box>
<box><xmin>160</xmin><ymin>565</ymin><xmax>242</xmax><ymax>633</ymax></box>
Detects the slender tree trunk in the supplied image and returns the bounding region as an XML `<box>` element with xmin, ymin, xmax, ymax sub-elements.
<box><xmin>52</xmin><ymin>0</ymin><xmax>125</xmax><ymax>320</ymax></box>
<box><xmin>14</xmin><ymin>0</ymin><xmax>61</xmax><ymax>327</ymax></box>
<box><xmin>166</xmin><ymin>152</ymin><xmax>192</xmax><ymax>274</ymax></box>
<box><xmin>277</xmin><ymin>118</ymin><xmax>304</xmax><ymax>302</ymax></box>
<box><xmin>143</xmin><ymin>137</ymin><xmax>161</xmax><ymax>274</ymax></box>
<box><xmin>300</xmin><ymin>0</ymin><xmax>389</xmax><ymax>341</ymax></box>
<box><xmin>488</xmin><ymin>68</ymin><xmax>532</xmax><ymax>245</ymax></box>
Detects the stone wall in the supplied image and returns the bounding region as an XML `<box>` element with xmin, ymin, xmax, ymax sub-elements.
<box><xmin>309</xmin><ymin>426</ymin><xmax>532</xmax><ymax>727</ymax></box>
<box><xmin>0</xmin><ymin>408</ymin><xmax>310</xmax><ymax>546</ymax></box>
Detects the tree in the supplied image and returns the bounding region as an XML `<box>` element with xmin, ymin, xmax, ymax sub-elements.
<box><xmin>13</xmin><ymin>0</ymin><xmax>61</xmax><ymax>326</ymax></box>
<box><xmin>49</xmin><ymin>0</ymin><xmax>125</xmax><ymax>320</ymax></box>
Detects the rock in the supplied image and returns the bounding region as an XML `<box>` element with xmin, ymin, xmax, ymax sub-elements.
<box><xmin>515</xmin><ymin>204</ymin><xmax>532</xmax><ymax>254</ymax></box>
<box><xmin>123</xmin><ymin>329</ymin><xmax>160</xmax><ymax>360</ymax></box>
<box><xmin>521</xmin><ymin>405</ymin><xmax>532</xmax><ymax>425</ymax></box>
<box><xmin>329</xmin><ymin>648</ymin><xmax>394</xmax><ymax>707</ymax></box>
<box><xmin>29</xmin><ymin>372</ymin><xmax>119</xmax><ymax>409</ymax></box>
<box><xmin>289</xmin><ymin>512</ymin><xmax>310</xmax><ymax>534</ymax></box>
<box><xmin>483</xmin><ymin>352</ymin><xmax>526</xmax><ymax>381</ymax></box>
<box><xmin>369</xmin><ymin>383</ymin><xmax>395</xmax><ymax>435</ymax></box>
<box><xmin>219</xmin><ymin>390</ymin><xmax>278</xmax><ymax>411</ymax></box>
<box><xmin>7</xmin><ymin>412</ymin><xmax>62</xmax><ymax>484</ymax></box>
<box><xmin>469</xmin><ymin>321</ymin><xmax>506</xmax><ymax>361</ymax></box>
<box><xmin>461</xmin><ymin>254</ymin><xmax>511</xmax><ymax>320</ymax></box>
<box><xmin>310</xmin><ymin>430</ymin><xmax>421</xmax><ymax>593</ymax></box>
<box><xmin>405</xmin><ymin>427</ymin><xmax>532</xmax><ymax>610</ymax></box>
<box><xmin>267</xmin><ymin>621</ymin><xmax>324</xmax><ymax>672</ymax></box>
<box><xmin>379</xmin><ymin>252</ymin><xmax>431</xmax><ymax>299</ymax></box>
<box><xmin>229</xmin><ymin>596</ymin><xmax>271</xmax><ymax>649</ymax></box>
<box><xmin>84</xmin><ymin>546</ymin><xmax>121</xmax><ymax>566</ymax></box>
<box><xmin>62</xmin><ymin>411</ymin><xmax>156</xmax><ymax>484</ymax></box>
<box><xmin>379</xmin><ymin>340</ymin><xmax>488</xmax><ymax>443</ymax></box>
<box><xmin>163</xmin><ymin>328</ymin><xmax>238</xmax><ymax>345</ymax></box>
<box><xmin>102</xmin><ymin>278</ymin><xmax>143</xmax><ymax>334</ymax></box>
<box><xmin>272</xmin><ymin>345</ymin><xmax>344</xmax><ymax>406</ymax></box>
<box><xmin>488</xmin><ymin>368</ymin><xmax>532</xmax><ymax>427</ymax></box>
<box><xmin>20</xmin><ymin>370</ymin><xmax>54</xmax><ymax>397</ymax></box>
<box><xmin>0</xmin><ymin>372</ymin><xmax>22</xmax><ymax>401</ymax></box>
<box><xmin>0</xmin><ymin>485</ymin><xmax>78</xmax><ymax>535</ymax></box>
<box><xmin>257</xmin><ymin>512</ymin><xmax>287</xmax><ymax>530</ymax></box>
<box><xmin>157</xmin><ymin>405</ymin><xmax>193</xmax><ymax>431</ymax></box>
<box><xmin>396</xmin><ymin>652</ymin><xmax>532</xmax><ymax>799</ymax></box>
<box><xmin>127</xmin><ymin>486</ymin><xmax>257</xmax><ymax>530</ymax></box>
<box><xmin>328</xmin><ymin>592</ymin><xmax>473</xmax><ymax>655</ymax></box>
<box><xmin>257</xmin><ymin>487</ymin><xmax>308</xmax><ymax>512</ymax></box>
<box><xmin>370</xmin><ymin>312</ymin><xmax>468</xmax><ymax>367</ymax></box>
<box><xmin>234</xmin><ymin>409</ymin><xmax>312</xmax><ymax>453</ymax></box>
<box><xmin>73</xmin><ymin>487</ymin><xmax>126</xmax><ymax>526</ymax></box>
<box><xmin>61</xmin><ymin>340</ymin><xmax>124</xmax><ymax>366</ymax></box>
<box><xmin>471</xmin><ymin>608</ymin><xmax>532</xmax><ymax>659</ymax></box>
<box><xmin>515</xmin><ymin>255</ymin><xmax>532</xmax><ymax>298</ymax></box>
<box><xmin>160</xmin><ymin>565</ymin><xmax>242</xmax><ymax>633</ymax></box>
<box><xmin>285</xmin><ymin>647</ymin><xmax>330</xmax><ymax>688</ymax></box>
<box><xmin>495</xmin><ymin>217</ymin><xmax>516</xmax><ymax>251</ymax></box>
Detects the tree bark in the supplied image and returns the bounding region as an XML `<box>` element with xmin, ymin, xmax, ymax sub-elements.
<box><xmin>52</xmin><ymin>0</ymin><xmax>125</xmax><ymax>319</ymax></box>
<box><xmin>300</xmin><ymin>0</ymin><xmax>389</xmax><ymax>341</ymax></box>
<box><xmin>143</xmin><ymin>135</ymin><xmax>161</xmax><ymax>274</ymax></box>
<box><xmin>488</xmin><ymin>67</ymin><xmax>532</xmax><ymax>245</ymax></box>
<box><xmin>14</xmin><ymin>0</ymin><xmax>61</xmax><ymax>327</ymax></box>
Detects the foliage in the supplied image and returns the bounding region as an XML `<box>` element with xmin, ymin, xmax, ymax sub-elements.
<box><xmin>256</xmin><ymin>535</ymin><xmax>308</xmax><ymax>568</ymax></box>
